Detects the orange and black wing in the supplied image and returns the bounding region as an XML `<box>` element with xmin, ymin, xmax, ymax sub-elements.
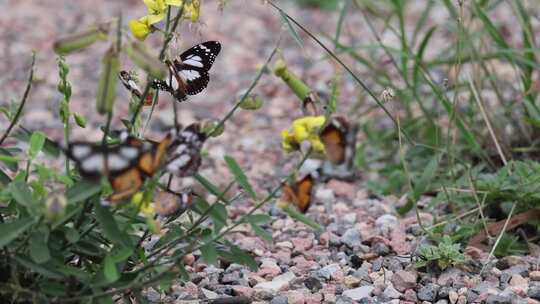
<box><xmin>109</xmin><ymin>167</ymin><xmax>144</xmax><ymax>202</ymax></box>
<box><xmin>320</xmin><ymin>117</ymin><xmax>349</xmax><ymax>165</ymax></box>
<box><xmin>280</xmin><ymin>175</ymin><xmax>314</xmax><ymax>213</ymax></box>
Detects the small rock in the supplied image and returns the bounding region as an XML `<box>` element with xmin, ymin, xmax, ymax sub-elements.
<box><xmin>352</xmin><ymin>267</ymin><xmax>371</xmax><ymax>282</ymax></box>
<box><xmin>315</xmin><ymin>188</ymin><xmax>335</xmax><ymax>202</ymax></box>
<box><xmin>304</xmin><ymin>277</ymin><xmax>323</xmax><ymax>292</ymax></box>
<box><xmin>418</xmin><ymin>283</ymin><xmax>439</xmax><ymax>302</ymax></box>
<box><xmin>344</xmin><ymin>275</ymin><xmax>361</xmax><ymax>288</ymax></box>
<box><xmin>532</xmin><ymin>272</ymin><xmax>540</xmax><ymax>281</ymax></box>
<box><xmin>270</xmin><ymin>295</ymin><xmax>289</xmax><ymax>304</ymax></box>
<box><xmin>529</xmin><ymin>285</ymin><xmax>540</xmax><ymax>300</ymax></box>
<box><xmin>436</xmin><ymin>300</ymin><xmax>449</xmax><ymax>304</ymax></box>
<box><xmin>496</xmin><ymin>256</ymin><xmax>525</xmax><ymax>270</ymax></box>
<box><xmin>403</xmin><ymin>289</ymin><xmax>418</xmax><ymax>302</ymax></box>
<box><xmin>342</xmin><ymin>286</ymin><xmax>374</xmax><ymax>301</ymax></box>
<box><xmin>373</xmin><ymin>242</ymin><xmax>391</xmax><ymax>256</ymax></box>
<box><xmin>391</xmin><ymin>270</ymin><xmax>418</xmax><ymax>292</ymax></box>
<box><xmin>375</xmin><ymin>214</ymin><xmax>398</xmax><ymax>235</ymax></box>
<box><xmin>201</xmin><ymin>288</ymin><xmax>218</xmax><ymax>299</ymax></box>
<box><xmin>449</xmin><ymin>290</ymin><xmax>459</xmax><ymax>304</ymax></box>
<box><xmin>335</xmin><ymin>296</ymin><xmax>355</xmax><ymax>304</ymax></box>
<box><xmin>340</xmin><ymin>228</ymin><xmax>363</xmax><ymax>248</ymax></box>
<box><xmin>437</xmin><ymin>268</ymin><xmax>463</xmax><ymax>286</ymax></box>
<box><xmin>291</xmin><ymin>237</ymin><xmax>313</xmax><ymax>252</ymax></box>
<box><xmin>486</xmin><ymin>294</ymin><xmax>512</xmax><ymax>304</ymax></box>
<box><xmin>231</xmin><ymin>286</ymin><xmax>254</xmax><ymax>298</ymax></box>
<box><xmin>286</xmin><ymin>290</ymin><xmax>306</xmax><ymax>304</ymax></box>
<box><xmin>457</xmin><ymin>295</ymin><xmax>467</xmax><ymax>304</ymax></box>
<box><xmin>510</xmin><ymin>274</ymin><xmax>528</xmax><ymax>287</ymax></box>
<box><xmin>254</xmin><ymin>272</ymin><xmax>296</xmax><ymax>293</ymax></box>
<box><xmin>383</xmin><ymin>285</ymin><xmax>402</xmax><ymax>299</ymax></box>
<box><xmin>317</xmin><ymin>264</ymin><xmax>341</xmax><ymax>281</ymax></box>
<box><xmin>145</xmin><ymin>288</ymin><xmax>161</xmax><ymax>302</ymax></box>
<box><xmin>327</xmin><ymin>180</ymin><xmax>356</xmax><ymax>198</ymax></box>
<box><xmin>438</xmin><ymin>286</ymin><xmax>451</xmax><ymax>299</ymax></box>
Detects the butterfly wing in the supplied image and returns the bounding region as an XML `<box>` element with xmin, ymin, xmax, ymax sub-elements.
<box><xmin>294</xmin><ymin>175</ymin><xmax>314</xmax><ymax>213</ymax></box>
<box><xmin>109</xmin><ymin>167</ymin><xmax>144</xmax><ymax>202</ymax></box>
<box><xmin>165</xmin><ymin>124</ymin><xmax>206</xmax><ymax>177</ymax></box>
<box><xmin>174</xmin><ymin>41</ymin><xmax>221</xmax><ymax>96</ymax></box>
<box><xmin>118</xmin><ymin>71</ymin><xmax>142</xmax><ymax>98</ymax></box>
<box><xmin>320</xmin><ymin>117</ymin><xmax>349</xmax><ymax>165</ymax></box>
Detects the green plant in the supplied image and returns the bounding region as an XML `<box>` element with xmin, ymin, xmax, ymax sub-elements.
<box><xmin>415</xmin><ymin>236</ymin><xmax>466</xmax><ymax>270</ymax></box>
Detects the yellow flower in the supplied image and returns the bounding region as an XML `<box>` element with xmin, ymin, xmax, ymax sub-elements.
<box><xmin>186</xmin><ymin>0</ymin><xmax>201</xmax><ymax>22</ymax></box>
<box><xmin>129</xmin><ymin>16</ymin><xmax>154</xmax><ymax>40</ymax></box>
<box><xmin>281</xmin><ymin>116</ymin><xmax>326</xmax><ymax>153</ymax></box>
<box><xmin>143</xmin><ymin>0</ymin><xmax>183</xmax><ymax>24</ymax></box>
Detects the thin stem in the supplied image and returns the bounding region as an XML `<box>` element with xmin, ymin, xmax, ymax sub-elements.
<box><xmin>267</xmin><ymin>0</ymin><xmax>411</xmax><ymax>144</ymax></box>
<box><xmin>0</xmin><ymin>53</ymin><xmax>35</xmax><ymax>146</ymax></box>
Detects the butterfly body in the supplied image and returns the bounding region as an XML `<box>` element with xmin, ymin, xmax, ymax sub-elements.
<box><xmin>152</xmin><ymin>41</ymin><xmax>221</xmax><ymax>102</ymax></box>
<box><xmin>166</xmin><ymin>123</ymin><xmax>207</xmax><ymax>177</ymax></box>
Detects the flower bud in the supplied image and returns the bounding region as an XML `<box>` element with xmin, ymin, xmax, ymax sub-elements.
<box><xmin>53</xmin><ymin>26</ymin><xmax>109</xmax><ymax>55</ymax></box>
<box><xmin>45</xmin><ymin>194</ymin><xmax>67</xmax><ymax>222</ymax></box>
<box><xmin>238</xmin><ymin>93</ymin><xmax>264</xmax><ymax>110</ymax></box>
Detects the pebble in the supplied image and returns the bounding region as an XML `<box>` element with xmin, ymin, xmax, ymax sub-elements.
<box><xmin>528</xmin><ymin>285</ymin><xmax>540</xmax><ymax>300</ymax></box>
<box><xmin>303</xmin><ymin>277</ymin><xmax>323</xmax><ymax>292</ymax></box>
<box><xmin>342</xmin><ymin>286</ymin><xmax>374</xmax><ymax>301</ymax></box>
<box><xmin>340</xmin><ymin>228</ymin><xmax>363</xmax><ymax>248</ymax></box>
<box><xmin>418</xmin><ymin>283</ymin><xmax>439</xmax><ymax>302</ymax></box>
<box><xmin>317</xmin><ymin>264</ymin><xmax>341</xmax><ymax>281</ymax></box>
<box><xmin>343</xmin><ymin>275</ymin><xmax>361</xmax><ymax>288</ymax></box>
<box><xmin>531</xmin><ymin>271</ymin><xmax>540</xmax><ymax>281</ymax></box>
<box><xmin>372</xmin><ymin>242</ymin><xmax>391</xmax><ymax>256</ymax></box>
<box><xmin>254</xmin><ymin>272</ymin><xmax>296</xmax><ymax>293</ymax></box>
<box><xmin>449</xmin><ymin>290</ymin><xmax>459</xmax><ymax>304</ymax></box>
<box><xmin>383</xmin><ymin>284</ymin><xmax>402</xmax><ymax>299</ymax></box>
<box><xmin>231</xmin><ymin>286</ymin><xmax>254</xmax><ymax>298</ymax></box>
<box><xmin>486</xmin><ymin>294</ymin><xmax>513</xmax><ymax>304</ymax></box>
<box><xmin>270</xmin><ymin>295</ymin><xmax>288</xmax><ymax>304</ymax></box>
<box><xmin>375</xmin><ymin>214</ymin><xmax>398</xmax><ymax>235</ymax></box>
<box><xmin>391</xmin><ymin>270</ymin><xmax>417</xmax><ymax>292</ymax></box>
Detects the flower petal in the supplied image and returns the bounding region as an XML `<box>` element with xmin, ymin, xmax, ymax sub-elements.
<box><xmin>129</xmin><ymin>17</ymin><xmax>152</xmax><ymax>40</ymax></box>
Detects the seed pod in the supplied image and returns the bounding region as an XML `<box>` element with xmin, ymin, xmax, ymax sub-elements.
<box><xmin>53</xmin><ymin>26</ymin><xmax>109</xmax><ymax>55</ymax></box>
<box><xmin>239</xmin><ymin>93</ymin><xmax>264</xmax><ymax>110</ymax></box>
<box><xmin>45</xmin><ymin>194</ymin><xmax>67</xmax><ymax>222</ymax></box>
<box><xmin>96</xmin><ymin>47</ymin><xmax>119</xmax><ymax>115</ymax></box>
<box><xmin>124</xmin><ymin>42</ymin><xmax>167</xmax><ymax>79</ymax></box>
<box><xmin>273</xmin><ymin>59</ymin><xmax>312</xmax><ymax>102</ymax></box>
<box><xmin>202</xmin><ymin>119</ymin><xmax>225</xmax><ymax>138</ymax></box>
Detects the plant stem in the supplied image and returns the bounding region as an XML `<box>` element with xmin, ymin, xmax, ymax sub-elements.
<box><xmin>0</xmin><ymin>53</ymin><xmax>35</xmax><ymax>146</ymax></box>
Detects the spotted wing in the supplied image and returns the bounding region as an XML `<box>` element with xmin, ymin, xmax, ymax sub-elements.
<box><xmin>173</xmin><ymin>41</ymin><xmax>221</xmax><ymax>96</ymax></box>
<box><xmin>320</xmin><ymin>117</ymin><xmax>349</xmax><ymax>165</ymax></box>
<box><xmin>165</xmin><ymin>123</ymin><xmax>207</xmax><ymax>177</ymax></box>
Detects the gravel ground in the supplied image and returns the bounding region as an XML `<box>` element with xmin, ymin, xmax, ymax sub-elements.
<box><xmin>3</xmin><ymin>1</ymin><xmax>540</xmax><ymax>303</ymax></box>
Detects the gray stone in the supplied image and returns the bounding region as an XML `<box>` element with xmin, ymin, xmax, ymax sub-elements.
<box><xmin>438</xmin><ymin>286</ymin><xmax>451</xmax><ymax>299</ymax></box>
<box><xmin>383</xmin><ymin>285</ymin><xmax>402</xmax><ymax>299</ymax></box>
<box><xmin>303</xmin><ymin>277</ymin><xmax>322</xmax><ymax>291</ymax></box>
<box><xmin>391</xmin><ymin>270</ymin><xmax>418</xmax><ymax>292</ymax></box>
<box><xmin>340</xmin><ymin>228</ymin><xmax>363</xmax><ymax>248</ymax></box>
<box><xmin>335</xmin><ymin>296</ymin><xmax>355</xmax><ymax>304</ymax></box>
<box><xmin>352</xmin><ymin>267</ymin><xmax>371</xmax><ymax>282</ymax></box>
<box><xmin>528</xmin><ymin>285</ymin><xmax>540</xmax><ymax>300</ymax></box>
<box><xmin>373</xmin><ymin>242</ymin><xmax>391</xmax><ymax>256</ymax></box>
<box><xmin>146</xmin><ymin>288</ymin><xmax>161</xmax><ymax>302</ymax></box>
<box><xmin>375</xmin><ymin>214</ymin><xmax>398</xmax><ymax>235</ymax></box>
<box><xmin>270</xmin><ymin>295</ymin><xmax>289</xmax><ymax>304</ymax></box>
<box><xmin>317</xmin><ymin>263</ymin><xmax>341</xmax><ymax>280</ymax></box>
<box><xmin>436</xmin><ymin>300</ymin><xmax>449</xmax><ymax>304</ymax></box>
<box><xmin>418</xmin><ymin>283</ymin><xmax>439</xmax><ymax>302</ymax></box>
<box><xmin>486</xmin><ymin>294</ymin><xmax>512</xmax><ymax>304</ymax></box>
<box><xmin>201</xmin><ymin>288</ymin><xmax>218</xmax><ymax>299</ymax></box>
<box><xmin>342</xmin><ymin>286</ymin><xmax>374</xmax><ymax>301</ymax></box>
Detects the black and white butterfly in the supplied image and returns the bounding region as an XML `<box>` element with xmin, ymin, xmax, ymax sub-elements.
<box><xmin>118</xmin><ymin>71</ymin><xmax>154</xmax><ymax>105</ymax></box>
<box><xmin>165</xmin><ymin>123</ymin><xmax>207</xmax><ymax>177</ymax></box>
<box><xmin>152</xmin><ymin>41</ymin><xmax>221</xmax><ymax>102</ymax></box>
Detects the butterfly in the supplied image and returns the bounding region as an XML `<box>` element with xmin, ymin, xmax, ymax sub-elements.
<box><xmin>320</xmin><ymin>116</ymin><xmax>354</xmax><ymax>166</ymax></box>
<box><xmin>152</xmin><ymin>41</ymin><xmax>221</xmax><ymax>102</ymax></box>
<box><xmin>280</xmin><ymin>174</ymin><xmax>314</xmax><ymax>213</ymax></box>
<box><xmin>118</xmin><ymin>71</ymin><xmax>154</xmax><ymax>106</ymax></box>
<box><xmin>154</xmin><ymin>189</ymin><xmax>194</xmax><ymax>217</ymax></box>
<box><xmin>66</xmin><ymin>132</ymin><xmax>173</xmax><ymax>202</ymax></box>
<box><xmin>165</xmin><ymin>123</ymin><xmax>207</xmax><ymax>177</ymax></box>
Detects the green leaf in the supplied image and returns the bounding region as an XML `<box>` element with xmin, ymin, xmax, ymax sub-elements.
<box><xmin>0</xmin><ymin>217</ymin><xmax>35</xmax><ymax>248</ymax></box>
<box><xmin>94</xmin><ymin>201</ymin><xmax>132</xmax><ymax>247</ymax></box>
<box><xmin>14</xmin><ymin>256</ymin><xmax>64</xmax><ymax>279</ymax></box>
<box><xmin>28</xmin><ymin>131</ymin><xmax>46</xmax><ymax>159</ymax></box>
<box><xmin>103</xmin><ymin>254</ymin><xmax>120</xmax><ymax>283</ymax></box>
<box><xmin>66</xmin><ymin>180</ymin><xmax>101</xmax><ymax>204</ymax></box>
<box><xmin>9</xmin><ymin>180</ymin><xmax>39</xmax><ymax>215</ymax></box>
<box><xmin>209</xmin><ymin>201</ymin><xmax>227</xmax><ymax>233</ymax></box>
<box><xmin>30</xmin><ymin>230</ymin><xmax>51</xmax><ymax>264</ymax></box>
<box><xmin>110</xmin><ymin>246</ymin><xmax>134</xmax><ymax>263</ymax></box>
<box><xmin>244</xmin><ymin>214</ymin><xmax>272</xmax><ymax>224</ymax></box>
<box><xmin>194</xmin><ymin>174</ymin><xmax>230</xmax><ymax>204</ymax></box>
<box><xmin>0</xmin><ymin>148</ymin><xmax>18</xmax><ymax>171</ymax></box>
<box><xmin>229</xmin><ymin>243</ymin><xmax>257</xmax><ymax>271</ymax></box>
<box><xmin>282</xmin><ymin>205</ymin><xmax>323</xmax><ymax>231</ymax></box>
<box><xmin>250</xmin><ymin>223</ymin><xmax>272</xmax><ymax>243</ymax></box>
<box><xmin>74</xmin><ymin>113</ymin><xmax>87</xmax><ymax>128</ymax></box>
<box><xmin>40</xmin><ymin>281</ymin><xmax>67</xmax><ymax>296</ymax></box>
<box><xmin>0</xmin><ymin>169</ymin><xmax>11</xmax><ymax>185</ymax></box>
<box><xmin>224</xmin><ymin>156</ymin><xmax>257</xmax><ymax>200</ymax></box>
<box><xmin>12</xmin><ymin>128</ymin><xmax>60</xmax><ymax>157</ymax></box>
<box><xmin>65</xmin><ymin>227</ymin><xmax>80</xmax><ymax>243</ymax></box>
<box><xmin>200</xmin><ymin>242</ymin><xmax>218</xmax><ymax>265</ymax></box>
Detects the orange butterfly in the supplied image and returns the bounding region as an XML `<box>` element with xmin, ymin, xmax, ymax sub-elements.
<box><xmin>320</xmin><ymin>116</ymin><xmax>352</xmax><ymax>165</ymax></box>
<box><xmin>280</xmin><ymin>174</ymin><xmax>314</xmax><ymax>213</ymax></box>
